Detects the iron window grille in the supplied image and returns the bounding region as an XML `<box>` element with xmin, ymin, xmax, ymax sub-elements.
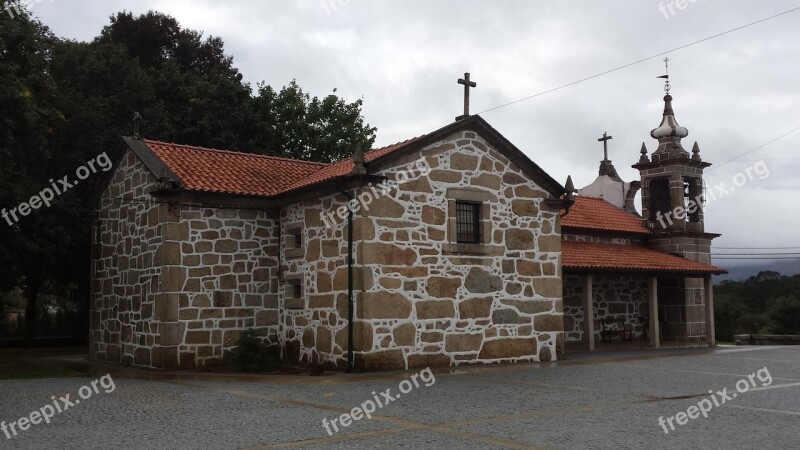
<box><xmin>456</xmin><ymin>201</ymin><xmax>481</xmax><ymax>244</ymax></box>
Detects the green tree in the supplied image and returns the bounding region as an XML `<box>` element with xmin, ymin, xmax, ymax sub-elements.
<box><xmin>0</xmin><ymin>7</ymin><xmax>377</xmax><ymax>345</ymax></box>
<box><xmin>768</xmin><ymin>296</ymin><xmax>800</xmax><ymax>335</ymax></box>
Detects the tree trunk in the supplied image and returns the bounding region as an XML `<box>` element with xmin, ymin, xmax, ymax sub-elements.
<box><xmin>23</xmin><ymin>281</ymin><xmax>41</xmax><ymax>348</ymax></box>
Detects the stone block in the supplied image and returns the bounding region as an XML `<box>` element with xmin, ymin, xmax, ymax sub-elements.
<box><xmin>161</xmin><ymin>266</ymin><xmax>186</xmax><ymax>293</ymax></box>
<box><xmin>478</xmin><ymin>338</ymin><xmax>536</xmax><ymax>359</ymax></box>
<box><xmin>533</xmin><ymin>278</ymin><xmax>561</xmax><ymax>298</ymax></box>
<box><xmin>407</xmin><ymin>353</ymin><xmax>451</xmax><ymax>369</ymax></box>
<box><xmin>416</xmin><ymin>300</ymin><xmax>455</xmax><ymax>320</ymax></box>
<box><xmin>500</xmin><ymin>299</ymin><xmax>552</xmax><ymax>315</ymax></box>
<box><xmin>392</xmin><ymin>323</ymin><xmax>416</xmax><ymax>346</ymax></box>
<box><xmin>458</xmin><ymin>297</ymin><xmax>493</xmax><ymax>319</ymax></box>
<box><xmin>421</xmin><ymin>205</ymin><xmax>446</xmax><ymax>225</ymax></box>
<box><xmin>505</xmin><ymin>228</ymin><xmax>534</xmax><ymax>251</ymax></box>
<box><xmin>159</xmin><ymin>322</ymin><xmax>183</xmax><ymax>346</ymax></box>
<box><xmin>186</xmin><ymin>331</ymin><xmax>210</xmax><ymax>344</ymax></box>
<box><xmin>429</xmin><ymin>170</ymin><xmax>462</xmax><ymax>183</ymax></box>
<box><xmin>464</xmin><ymin>268</ymin><xmax>502</xmax><ymax>294</ymax></box>
<box><xmin>358</xmin><ymin>292</ymin><xmax>412</xmax><ymax>319</ymax></box>
<box><xmin>151</xmin><ymin>346</ymin><xmax>179</xmax><ymax>369</ymax></box>
<box><xmin>471</xmin><ymin>173</ymin><xmax>501</xmax><ymax>190</ymax></box>
<box><xmin>534</xmin><ymin>314</ymin><xmax>564</xmax><ymax>332</ymax></box>
<box><xmin>511</xmin><ymin>200</ymin><xmax>538</xmax><ymax>217</ymax></box>
<box><xmin>354</xmin><ymin>350</ymin><xmax>406</xmax><ymax>372</ymax></box>
<box><xmin>154</xmin><ymin>294</ymin><xmax>179</xmax><ymax>321</ymax></box>
<box><xmin>445</xmin><ymin>333</ymin><xmax>483</xmax><ymax>352</ymax></box>
<box><xmin>492</xmin><ymin>308</ymin><xmax>529</xmax><ymax>324</ymax></box>
<box><xmin>360</xmin><ymin>243</ymin><xmax>417</xmax><ymax>266</ymax></box>
<box><xmin>538</xmin><ymin>235</ymin><xmax>561</xmax><ymax>253</ymax></box>
<box><xmin>368</xmin><ymin>196</ymin><xmax>406</xmax><ymax>218</ymax></box>
<box><xmin>426</xmin><ymin>277</ymin><xmax>461</xmax><ymax>299</ymax></box>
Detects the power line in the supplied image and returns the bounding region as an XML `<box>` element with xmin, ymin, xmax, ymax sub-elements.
<box><xmin>712</xmin><ymin>257</ymin><xmax>800</xmax><ymax>260</ymax></box>
<box><xmin>712</xmin><ymin>253</ymin><xmax>800</xmax><ymax>256</ymax></box>
<box><xmin>708</xmin><ymin>124</ymin><xmax>800</xmax><ymax>171</ymax></box>
<box><xmin>715</xmin><ymin>247</ymin><xmax>800</xmax><ymax>250</ymax></box>
<box><xmin>476</xmin><ymin>6</ymin><xmax>800</xmax><ymax>115</ymax></box>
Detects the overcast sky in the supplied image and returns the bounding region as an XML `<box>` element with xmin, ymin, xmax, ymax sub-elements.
<box><xmin>28</xmin><ymin>0</ymin><xmax>800</xmax><ymax>267</ymax></box>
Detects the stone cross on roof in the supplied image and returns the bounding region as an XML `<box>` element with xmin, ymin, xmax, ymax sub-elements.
<box><xmin>598</xmin><ymin>131</ymin><xmax>613</xmax><ymax>161</ymax></box>
<box><xmin>456</xmin><ymin>72</ymin><xmax>477</xmax><ymax>121</ymax></box>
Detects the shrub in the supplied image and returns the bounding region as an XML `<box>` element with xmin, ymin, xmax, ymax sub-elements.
<box><xmin>231</xmin><ymin>329</ymin><xmax>277</xmax><ymax>372</ymax></box>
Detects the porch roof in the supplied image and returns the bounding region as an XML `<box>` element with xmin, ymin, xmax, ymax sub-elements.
<box><xmin>562</xmin><ymin>240</ymin><xmax>726</xmax><ymax>275</ymax></box>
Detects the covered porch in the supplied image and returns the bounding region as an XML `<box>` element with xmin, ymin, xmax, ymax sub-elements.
<box><xmin>561</xmin><ymin>241</ymin><xmax>726</xmax><ymax>352</ymax></box>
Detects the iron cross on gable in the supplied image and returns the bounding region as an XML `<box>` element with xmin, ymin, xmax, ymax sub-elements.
<box><xmin>598</xmin><ymin>131</ymin><xmax>613</xmax><ymax>161</ymax></box>
<box><xmin>456</xmin><ymin>72</ymin><xmax>477</xmax><ymax>121</ymax></box>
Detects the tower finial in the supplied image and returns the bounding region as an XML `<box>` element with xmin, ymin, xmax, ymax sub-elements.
<box><xmin>352</xmin><ymin>142</ymin><xmax>366</xmax><ymax>175</ymax></box>
<box><xmin>133</xmin><ymin>112</ymin><xmax>142</xmax><ymax>138</ymax></box>
<box><xmin>657</xmin><ymin>57</ymin><xmax>671</xmax><ymax>95</ymax></box>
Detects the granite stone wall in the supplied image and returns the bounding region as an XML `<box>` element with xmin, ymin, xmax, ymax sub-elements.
<box><xmin>280</xmin><ymin>131</ymin><xmax>565</xmax><ymax>370</ymax></box>
<box><xmin>563</xmin><ymin>274</ymin><xmax>649</xmax><ymax>343</ymax></box>
<box><xmin>90</xmin><ymin>151</ymin><xmax>166</xmax><ymax>367</ymax></box>
<box><xmin>91</xmin><ymin>150</ymin><xmax>281</xmax><ymax>369</ymax></box>
<box><xmin>94</xmin><ymin>130</ymin><xmax>567</xmax><ymax>371</ymax></box>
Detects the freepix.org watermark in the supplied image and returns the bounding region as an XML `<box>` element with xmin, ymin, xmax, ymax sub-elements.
<box><xmin>321</xmin><ymin>0</ymin><xmax>351</xmax><ymax>16</ymax></box>
<box><xmin>658</xmin><ymin>0</ymin><xmax>710</xmax><ymax>20</ymax></box>
<box><xmin>321</xmin><ymin>367</ymin><xmax>436</xmax><ymax>436</ymax></box>
<box><xmin>658</xmin><ymin>366</ymin><xmax>772</xmax><ymax>434</ymax></box>
<box><xmin>654</xmin><ymin>160</ymin><xmax>769</xmax><ymax>230</ymax></box>
<box><xmin>2</xmin><ymin>152</ymin><xmax>113</xmax><ymax>227</ymax></box>
<box><xmin>4</xmin><ymin>0</ymin><xmax>52</xmax><ymax>19</ymax></box>
<box><xmin>319</xmin><ymin>157</ymin><xmax>432</xmax><ymax>228</ymax></box>
<box><xmin>2</xmin><ymin>373</ymin><xmax>116</xmax><ymax>440</ymax></box>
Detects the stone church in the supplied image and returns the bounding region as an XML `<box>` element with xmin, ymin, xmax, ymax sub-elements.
<box><xmin>89</xmin><ymin>86</ymin><xmax>724</xmax><ymax>371</ymax></box>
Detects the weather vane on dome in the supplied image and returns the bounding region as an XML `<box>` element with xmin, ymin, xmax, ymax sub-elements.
<box><xmin>657</xmin><ymin>57</ymin><xmax>671</xmax><ymax>95</ymax></box>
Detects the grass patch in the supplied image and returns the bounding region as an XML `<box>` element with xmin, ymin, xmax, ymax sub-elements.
<box><xmin>0</xmin><ymin>348</ymin><xmax>89</xmax><ymax>380</ymax></box>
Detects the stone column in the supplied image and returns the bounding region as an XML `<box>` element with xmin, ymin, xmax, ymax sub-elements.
<box><xmin>704</xmin><ymin>276</ymin><xmax>716</xmax><ymax>347</ymax></box>
<box><xmin>649</xmin><ymin>276</ymin><xmax>660</xmax><ymax>348</ymax></box>
<box><xmin>583</xmin><ymin>275</ymin><xmax>595</xmax><ymax>351</ymax></box>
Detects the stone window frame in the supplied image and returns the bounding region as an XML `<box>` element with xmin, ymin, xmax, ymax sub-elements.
<box><xmin>443</xmin><ymin>188</ymin><xmax>497</xmax><ymax>255</ymax></box>
<box><xmin>284</xmin><ymin>222</ymin><xmax>304</xmax><ymax>259</ymax></box>
<box><xmin>284</xmin><ymin>274</ymin><xmax>304</xmax><ymax>309</ymax></box>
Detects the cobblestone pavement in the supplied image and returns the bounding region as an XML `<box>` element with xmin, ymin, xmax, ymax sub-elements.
<box><xmin>2</xmin><ymin>346</ymin><xmax>798</xmax><ymax>449</ymax></box>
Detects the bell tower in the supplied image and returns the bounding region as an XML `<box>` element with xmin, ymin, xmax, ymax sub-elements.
<box><xmin>633</xmin><ymin>68</ymin><xmax>721</xmax><ymax>342</ymax></box>
<box><xmin>634</xmin><ymin>92</ymin><xmax>710</xmax><ymax>236</ymax></box>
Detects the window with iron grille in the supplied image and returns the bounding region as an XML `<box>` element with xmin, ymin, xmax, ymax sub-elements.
<box><xmin>456</xmin><ymin>201</ymin><xmax>481</xmax><ymax>244</ymax></box>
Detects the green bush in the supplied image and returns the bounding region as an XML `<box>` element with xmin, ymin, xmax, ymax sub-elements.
<box><xmin>768</xmin><ymin>296</ymin><xmax>800</xmax><ymax>335</ymax></box>
<box><xmin>231</xmin><ymin>329</ymin><xmax>277</xmax><ymax>372</ymax></box>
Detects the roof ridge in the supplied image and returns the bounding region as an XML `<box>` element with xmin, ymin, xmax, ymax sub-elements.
<box><xmin>143</xmin><ymin>139</ymin><xmax>327</xmax><ymax>167</ymax></box>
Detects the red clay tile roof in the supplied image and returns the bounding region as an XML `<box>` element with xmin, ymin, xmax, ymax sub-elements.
<box><xmin>563</xmin><ymin>196</ymin><xmax>650</xmax><ymax>235</ymax></box>
<box><xmin>144</xmin><ymin>140</ymin><xmax>326</xmax><ymax>196</ymax></box>
<box><xmin>563</xmin><ymin>240</ymin><xmax>725</xmax><ymax>274</ymax></box>
<box><xmin>142</xmin><ymin>137</ymin><xmax>423</xmax><ymax>196</ymax></box>
<box><xmin>284</xmin><ymin>136</ymin><xmax>424</xmax><ymax>191</ymax></box>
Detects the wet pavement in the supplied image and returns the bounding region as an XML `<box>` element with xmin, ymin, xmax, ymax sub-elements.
<box><xmin>1</xmin><ymin>346</ymin><xmax>798</xmax><ymax>449</ymax></box>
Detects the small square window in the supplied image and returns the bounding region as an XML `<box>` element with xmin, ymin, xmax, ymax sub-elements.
<box><xmin>456</xmin><ymin>201</ymin><xmax>481</xmax><ymax>244</ymax></box>
<box><xmin>285</xmin><ymin>279</ymin><xmax>304</xmax><ymax>309</ymax></box>
<box><xmin>290</xmin><ymin>282</ymin><xmax>302</xmax><ymax>299</ymax></box>
<box><xmin>285</xmin><ymin>224</ymin><xmax>305</xmax><ymax>259</ymax></box>
<box><xmin>287</xmin><ymin>227</ymin><xmax>303</xmax><ymax>249</ymax></box>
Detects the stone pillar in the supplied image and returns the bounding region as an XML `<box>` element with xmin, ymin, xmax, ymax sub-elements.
<box><xmin>583</xmin><ymin>275</ymin><xmax>594</xmax><ymax>351</ymax></box>
<box><xmin>704</xmin><ymin>276</ymin><xmax>716</xmax><ymax>347</ymax></box>
<box><xmin>649</xmin><ymin>276</ymin><xmax>660</xmax><ymax>348</ymax></box>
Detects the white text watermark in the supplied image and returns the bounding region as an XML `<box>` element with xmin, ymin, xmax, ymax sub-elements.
<box><xmin>321</xmin><ymin>367</ymin><xmax>436</xmax><ymax>436</ymax></box>
<box><xmin>2</xmin><ymin>373</ymin><xmax>116</xmax><ymax>440</ymax></box>
<box><xmin>2</xmin><ymin>152</ymin><xmax>113</xmax><ymax>227</ymax></box>
<box><xmin>658</xmin><ymin>366</ymin><xmax>772</xmax><ymax>434</ymax></box>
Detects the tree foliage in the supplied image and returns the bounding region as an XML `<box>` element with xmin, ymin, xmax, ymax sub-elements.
<box><xmin>714</xmin><ymin>271</ymin><xmax>800</xmax><ymax>340</ymax></box>
<box><xmin>0</xmin><ymin>6</ymin><xmax>377</xmax><ymax>343</ymax></box>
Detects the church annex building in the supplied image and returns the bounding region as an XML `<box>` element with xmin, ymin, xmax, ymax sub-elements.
<box><xmin>89</xmin><ymin>89</ymin><xmax>725</xmax><ymax>371</ymax></box>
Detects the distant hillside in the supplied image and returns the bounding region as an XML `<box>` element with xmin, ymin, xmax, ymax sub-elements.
<box><xmin>714</xmin><ymin>259</ymin><xmax>800</xmax><ymax>282</ymax></box>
